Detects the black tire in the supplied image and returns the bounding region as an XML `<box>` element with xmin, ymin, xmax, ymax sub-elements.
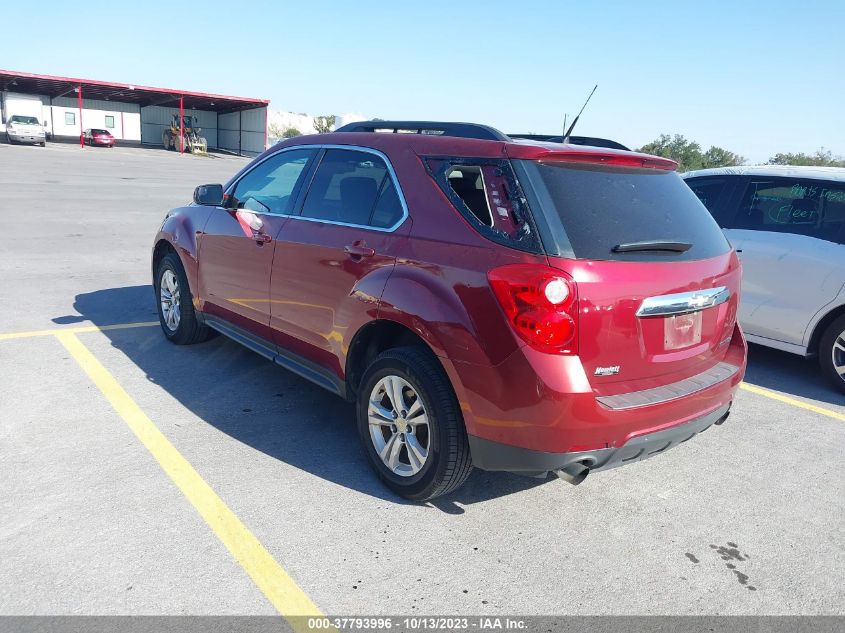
<box><xmin>357</xmin><ymin>346</ymin><xmax>473</xmax><ymax>501</ymax></box>
<box><xmin>818</xmin><ymin>314</ymin><xmax>845</xmax><ymax>393</ymax></box>
<box><xmin>154</xmin><ymin>252</ymin><xmax>215</xmax><ymax>345</ymax></box>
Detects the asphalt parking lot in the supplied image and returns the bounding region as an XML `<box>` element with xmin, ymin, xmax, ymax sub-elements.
<box><xmin>1</xmin><ymin>142</ymin><xmax>843</xmax><ymax>620</ymax></box>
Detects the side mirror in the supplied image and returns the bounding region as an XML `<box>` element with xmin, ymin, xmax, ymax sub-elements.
<box><xmin>193</xmin><ymin>183</ymin><xmax>224</xmax><ymax>206</ymax></box>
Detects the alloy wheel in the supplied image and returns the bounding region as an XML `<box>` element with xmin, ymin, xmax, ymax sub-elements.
<box><xmin>367</xmin><ymin>375</ymin><xmax>430</xmax><ymax>477</ymax></box>
<box><xmin>831</xmin><ymin>329</ymin><xmax>845</xmax><ymax>382</ymax></box>
<box><xmin>160</xmin><ymin>269</ymin><xmax>181</xmax><ymax>332</ymax></box>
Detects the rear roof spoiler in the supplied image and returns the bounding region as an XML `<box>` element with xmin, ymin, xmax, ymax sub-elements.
<box><xmin>334</xmin><ymin>120</ymin><xmax>628</xmax><ymax>150</ymax></box>
<box><xmin>508</xmin><ymin>134</ymin><xmax>629</xmax><ymax>151</ymax></box>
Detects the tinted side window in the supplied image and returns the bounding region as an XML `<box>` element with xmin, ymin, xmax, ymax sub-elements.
<box><xmin>370</xmin><ymin>178</ymin><xmax>404</xmax><ymax>228</ymax></box>
<box><xmin>732</xmin><ymin>178</ymin><xmax>845</xmax><ymax>243</ymax></box>
<box><xmin>686</xmin><ymin>176</ymin><xmax>729</xmax><ymax>212</ymax></box>
<box><xmin>231</xmin><ymin>148</ymin><xmax>316</xmax><ymax>214</ymax></box>
<box><xmin>300</xmin><ymin>149</ymin><xmax>397</xmax><ymax>227</ymax></box>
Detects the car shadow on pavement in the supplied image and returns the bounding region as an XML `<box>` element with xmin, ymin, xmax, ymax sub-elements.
<box><xmin>742</xmin><ymin>343</ymin><xmax>845</xmax><ymax>407</ymax></box>
<box><xmin>57</xmin><ymin>285</ymin><xmax>549</xmax><ymax>510</ymax></box>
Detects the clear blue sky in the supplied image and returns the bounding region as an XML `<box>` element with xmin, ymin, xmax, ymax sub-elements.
<box><xmin>3</xmin><ymin>0</ymin><xmax>843</xmax><ymax>162</ymax></box>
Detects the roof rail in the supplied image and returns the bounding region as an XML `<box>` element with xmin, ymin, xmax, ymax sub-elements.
<box><xmin>333</xmin><ymin>120</ymin><xmax>629</xmax><ymax>151</ymax></box>
<box><xmin>508</xmin><ymin>134</ymin><xmax>629</xmax><ymax>151</ymax></box>
<box><xmin>334</xmin><ymin>120</ymin><xmax>510</xmax><ymax>141</ymax></box>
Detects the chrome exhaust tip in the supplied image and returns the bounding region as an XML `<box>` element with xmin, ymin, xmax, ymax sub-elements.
<box><xmin>555</xmin><ymin>462</ymin><xmax>590</xmax><ymax>486</ymax></box>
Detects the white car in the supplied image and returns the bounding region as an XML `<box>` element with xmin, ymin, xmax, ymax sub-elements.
<box><xmin>684</xmin><ymin>165</ymin><xmax>845</xmax><ymax>391</ymax></box>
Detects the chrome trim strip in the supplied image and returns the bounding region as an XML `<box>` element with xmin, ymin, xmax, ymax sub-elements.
<box><xmin>225</xmin><ymin>143</ymin><xmax>410</xmax><ymax>233</ymax></box>
<box><xmin>596</xmin><ymin>361</ymin><xmax>739</xmax><ymax>410</ymax></box>
<box><xmin>636</xmin><ymin>286</ymin><xmax>730</xmax><ymax>318</ymax></box>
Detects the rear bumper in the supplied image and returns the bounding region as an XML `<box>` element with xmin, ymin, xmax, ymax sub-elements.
<box><xmin>469</xmin><ymin>402</ymin><xmax>731</xmax><ymax>474</ymax></box>
<box><xmin>451</xmin><ymin>323</ymin><xmax>746</xmax><ymax>458</ymax></box>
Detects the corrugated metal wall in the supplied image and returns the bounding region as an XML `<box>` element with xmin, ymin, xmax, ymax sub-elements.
<box><xmin>218</xmin><ymin>107</ymin><xmax>267</xmax><ymax>156</ymax></box>
<box><xmin>218</xmin><ymin>111</ymin><xmax>240</xmax><ymax>153</ymax></box>
<box><xmin>240</xmin><ymin>107</ymin><xmax>267</xmax><ymax>155</ymax></box>
<box><xmin>140</xmin><ymin>106</ymin><xmax>218</xmax><ymax>148</ymax></box>
<box><xmin>50</xmin><ymin>96</ymin><xmax>141</xmax><ymax>140</ymax></box>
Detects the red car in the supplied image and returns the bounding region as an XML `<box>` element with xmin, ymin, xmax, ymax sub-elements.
<box><xmin>152</xmin><ymin>121</ymin><xmax>746</xmax><ymax>500</ymax></box>
<box><xmin>84</xmin><ymin>128</ymin><xmax>115</xmax><ymax>147</ymax></box>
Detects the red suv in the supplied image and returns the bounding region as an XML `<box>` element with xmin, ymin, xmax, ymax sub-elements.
<box><xmin>152</xmin><ymin>121</ymin><xmax>746</xmax><ymax>500</ymax></box>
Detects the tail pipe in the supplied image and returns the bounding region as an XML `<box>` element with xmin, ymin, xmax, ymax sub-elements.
<box><xmin>554</xmin><ymin>462</ymin><xmax>590</xmax><ymax>486</ymax></box>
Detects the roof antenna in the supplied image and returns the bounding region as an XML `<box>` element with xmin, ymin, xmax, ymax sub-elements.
<box><xmin>562</xmin><ymin>84</ymin><xmax>597</xmax><ymax>142</ymax></box>
<box><xmin>561</xmin><ymin>113</ymin><xmax>567</xmax><ymax>140</ymax></box>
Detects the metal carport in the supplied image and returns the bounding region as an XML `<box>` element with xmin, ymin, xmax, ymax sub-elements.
<box><xmin>0</xmin><ymin>69</ymin><xmax>269</xmax><ymax>156</ymax></box>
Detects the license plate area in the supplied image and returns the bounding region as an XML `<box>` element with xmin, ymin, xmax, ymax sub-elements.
<box><xmin>664</xmin><ymin>311</ymin><xmax>703</xmax><ymax>350</ymax></box>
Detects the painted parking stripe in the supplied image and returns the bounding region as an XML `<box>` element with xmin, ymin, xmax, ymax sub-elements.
<box><xmin>0</xmin><ymin>321</ymin><xmax>158</xmax><ymax>341</ymax></box>
<box><xmin>739</xmin><ymin>382</ymin><xmax>845</xmax><ymax>422</ymax></box>
<box><xmin>3</xmin><ymin>321</ymin><xmax>842</xmax><ymax>426</ymax></box>
<box><xmin>55</xmin><ymin>331</ymin><xmax>324</xmax><ymax>629</ymax></box>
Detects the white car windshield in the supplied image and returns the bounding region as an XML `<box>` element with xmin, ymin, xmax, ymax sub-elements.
<box><xmin>10</xmin><ymin>115</ymin><xmax>39</xmax><ymax>125</ymax></box>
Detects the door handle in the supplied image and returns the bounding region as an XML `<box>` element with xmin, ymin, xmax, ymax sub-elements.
<box><xmin>253</xmin><ymin>232</ymin><xmax>272</xmax><ymax>244</ymax></box>
<box><xmin>344</xmin><ymin>244</ymin><xmax>375</xmax><ymax>258</ymax></box>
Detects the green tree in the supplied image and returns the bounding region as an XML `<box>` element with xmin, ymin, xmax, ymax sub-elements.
<box><xmin>767</xmin><ymin>148</ymin><xmax>845</xmax><ymax>167</ymax></box>
<box><xmin>701</xmin><ymin>146</ymin><xmax>745</xmax><ymax>169</ymax></box>
<box><xmin>282</xmin><ymin>127</ymin><xmax>301</xmax><ymax>138</ymax></box>
<box><xmin>312</xmin><ymin>115</ymin><xmax>336</xmax><ymax>134</ymax></box>
<box><xmin>637</xmin><ymin>134</ymin><xmax>704</xmax><ymax>172</ymax></box>
<box><xmin>637</xmin><ymin>134</ymin><xmax>744</xmax><ymax>171</ymax></box>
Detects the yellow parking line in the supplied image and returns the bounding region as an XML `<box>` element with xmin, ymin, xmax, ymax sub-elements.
<box><xmin>0</xmin><ymin>321</ymin><xmax>158</xmax><ymax>341</ymax></box>
<box><xmin>740</xmin><ymin>382</ymin><xmax>845</xmax><ymax>422</ymax></box>
<box><xmin>55</xmin><ymin>331</ymin><xmax>324</xmax><ymax>629</ymax></box>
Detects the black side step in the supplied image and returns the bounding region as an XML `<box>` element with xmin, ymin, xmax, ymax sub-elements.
<box><xmin>203</xmin><ymin>315</ymin><xmax>347</xmax><ymax>399</ymax></box>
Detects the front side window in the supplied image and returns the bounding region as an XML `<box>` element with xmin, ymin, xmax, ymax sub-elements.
<box><xmin>731</xmin><ymin>178</ymin><xmax>845</xmax><ymax>242</ymax></box>
<box><xmin>105</xmin><ymin>115</ymin><xmax>115</xmax><ymax>129</ymax></box>
<box><xmin>65</xmin><ymin>112</ymin><xmax>75</xmax><ymax>125</ymax></box>
<box><xmin>300</xmin><ymin>149</ymin><xmax>403</xmax><ymax>228</ymax></box>
<box><xmin>230</xmin><ymin>148</ymin><xmax>317</xmax><ymax>215</ymax></box>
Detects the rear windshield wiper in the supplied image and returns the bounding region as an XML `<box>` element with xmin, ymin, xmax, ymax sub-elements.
<box><xmin>611</xmin><ymin>240</ymin><xmax>692</xmax><ymax>253</ymax></box>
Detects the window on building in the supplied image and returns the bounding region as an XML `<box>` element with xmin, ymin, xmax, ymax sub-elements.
<box><xmin>65</xmin><ymin>112</ymin><xmax>75</xmax><ymax>125</ymax></box>
<box><xmin>105</xmin><ymin>115</ymin><xmax>115</xmax><ymax>129</ymax></box>
<box><xmin>300</xmin><ymin>149</ymin><xmax>403</xmax><ymax>228</ymax></box>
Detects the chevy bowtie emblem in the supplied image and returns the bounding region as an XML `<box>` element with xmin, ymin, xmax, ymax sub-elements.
<box><xmin>594</xmin><ymin>365</ymin><xmax>621</xmax><ymax>376</ymax></box>
<box><xmin>688</xmin><ymin>294</ymin><xmax>710</xmax><ymax>308</ymax></box>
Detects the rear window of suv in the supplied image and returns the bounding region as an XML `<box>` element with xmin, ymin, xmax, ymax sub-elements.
<box><xmin>515</xmin><ymin>161</ymin><xmax>731</xmax><ymax>261</ymax></box>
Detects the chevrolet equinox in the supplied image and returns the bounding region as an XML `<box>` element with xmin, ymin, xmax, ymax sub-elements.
<box><xmin>151</xmin><ymin>121</ymin><xmax>747</xmax><ymax>500</ymax></box>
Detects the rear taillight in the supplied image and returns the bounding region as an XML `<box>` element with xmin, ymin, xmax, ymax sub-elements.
<box><xmin>487</xmin><ymin>264</ymin><xmax>578</xmax><ymax>354</ymax></box>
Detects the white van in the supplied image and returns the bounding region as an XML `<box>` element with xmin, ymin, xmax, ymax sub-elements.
<box><xmin>6</xmin><ymin>114</ymin><xmax>47</xmax><ymax>146</ymax></box>
<box><xmin>2</xmin><ymin>92</ymin><xmax>47</xmax><ymax>146</ymax></box>
<box><xmin>684</xmin><ymin>166</ymin><xmax>845</xmax><ymax>391</ymax></box>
